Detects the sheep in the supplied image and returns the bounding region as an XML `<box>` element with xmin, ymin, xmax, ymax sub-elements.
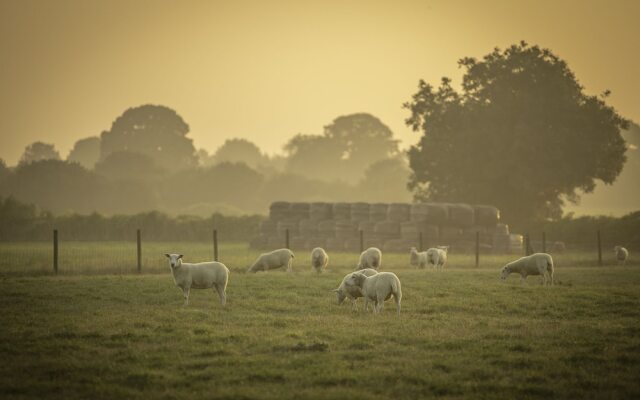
<box><xmin>332</xmin><ymin>268</ymin><xmax>378</xmax><ymax>310</ymax></box>
<box><xmin>500</xmin><ymin>252</ymin><xmax>554</xmax><ymax>285</ymax></box>
<box><xmin>345</xmin><ymin>271</ymin><xmax>402</xmax><ymax>315</ymax></box>
<box><xmin>164</xmin><ymin>253</ymin><xmax>229</xmax><ymax>306</ymax></box>
<box><xmin>409</xmin><ymin>247</ymin><xmax>429</xmax><ymax>269</ymax></box>
<box><xmin>355</xmin><ymin>247</ymin><xmax>382</xmax><ymax>270</ymax></box>
<box><xmin>426</xmin><ymin>246</ymin><xmax>448</xmax><ymax>270</ymax></box>
<box><xmin>614</xmin><ymin>246</ymin><xmax>629</xmax><ymax>265</ymax></box>
<box><xmin>247</xmin><ymin>248</ymin><xmax>295</xmax><ymax>273</ymax></box>
<box><xmin>311</xmin><ymin>247</ymin><xmax>329</xmax><ymax>273</ymax></box>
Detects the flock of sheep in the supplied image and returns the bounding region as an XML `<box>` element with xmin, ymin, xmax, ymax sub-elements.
<box><xmin>163</xmin><ymin>245</ymin><xmax>630</xmax><ymax>315</ymax></box>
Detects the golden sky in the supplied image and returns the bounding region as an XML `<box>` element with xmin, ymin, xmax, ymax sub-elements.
<box><xmin>1</xmin><ymin>0</ymin><xmax>638</xmax><ymax>165</ymax></box>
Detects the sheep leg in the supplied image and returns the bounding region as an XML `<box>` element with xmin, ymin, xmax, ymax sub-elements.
<box><xmin>182</xmin><ymin>287</ymin><xmax>190</xmax><ymax>306</ymax></box>
<box><xmin>376</xmin><ymin>297</ymin><xmax>384</xmax><ymax>314</ymax></box>
<box><xmin>350</xmin><ymin>298</ymin><xmax>358</xmax><ymax>311</ymax></box>
<box><xmin>363</xmin><ymin>298</ymin><xmax>369</xmax><ymax>312</ymax></box>
<box><xmin>214</xmin><ymin>284</ymin><xmax>226</xmax><ymax>306</ymax></box>
<box><xmin>286</xmin><ymin>259</ymin><xmax>293</xmax><ymax>273</ymax></box>
<box><xmin>549</xmin><ymin>271</ymin><xmax>554</xmax><ymax>285</ymax></box>
<box><xmin>394</xmin><ymin>295</ymin><xmax>401</xmax><ymax>316</ymax></box>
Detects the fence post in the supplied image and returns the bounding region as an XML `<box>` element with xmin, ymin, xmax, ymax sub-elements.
<box><xmin>597</xmin><ymin>229</ymin><xmax>602</xmax><ymax>266</ymax></box>
<box><xmin>359</xmin><ymin>229</ymin><xmax>364</xmax><ymax>253</ymax></box>
<box><xmin>475</xmin><ymin>231</ymin><xmax>480</xmax><ymax>268</ymax></box>
<box><xmin>213</xmin><ymin>229</ymin><xmax>219</xmax><ymax>261</ymax></box>
<box><xmin>524</xmin><ymin>233</ymin><xmax>530</xmax><ymax>256</ymax></box>
<box><xmin>542</xmin><ymin>231</ymin><xmax>546</xmax><ymax>253</ymax></box>
<box><xmin>285</xmin><ymin>228</ymin><xmax>290</xmax><ymax>250</ymax></box>
<box><xmin>137</xmin><ymin>229</ymin><xmax>142</xmax><ymax>273</ymax></box>
<box><xmin>53</xmin><ymin>229</ymin><xmax>58</xmax><ymax>274</ymax></box>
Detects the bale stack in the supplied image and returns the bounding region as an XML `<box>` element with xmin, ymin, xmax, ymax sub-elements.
<box><xmin>252</xmin><ymin>201</ymin><xmax>510</xmax><ymax>253</ymax></box>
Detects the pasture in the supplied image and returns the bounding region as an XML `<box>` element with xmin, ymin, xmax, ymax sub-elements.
<box><xmin>0</xmin><ymin>243</ymin><xmax>639</xmax><ymax>399</ymax></box>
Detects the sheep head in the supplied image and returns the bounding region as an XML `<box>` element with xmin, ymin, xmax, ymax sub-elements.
<box><xmin>165</xmin><ymin>253</ymin><xmax>184</xmax><ymax>269</ymax></box>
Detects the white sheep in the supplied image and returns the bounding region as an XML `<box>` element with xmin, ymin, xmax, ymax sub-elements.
<box><xmin>332</xmin><ymin>268</ymin><xmax>378</xmax><ymax>310</ymax></box>
<box><xmin>311</xmin><ymin>247</ymin><xmax>329</xmax><ymax>273</ymax></box>
<box><xmin>426</xmin><ymin>246</ymin><xmax>448</xmax><ymax>270</ymax></box>
<box><xmin>164</xmin><ymin>253</ymin><xmax>229</xmax><ymax>306</ymax></box>
<box><xmin>355</xmin><ymin>247</ymin><xmax>382</xmax><ymax>270</ymax></box>
<box><xmin>345</xmin><ymin>271</ymin><xmax>402</xmax><ymax>315</ymax></box>
<box><xmin>614</xmin><ymin>246</ymin><xmax>629</xmax><ymax>265</ymax></box>
<box><xmin>500</xmin><ymin>252</ymin><xmax>554</xmax><ymax>285</ymax></box>
<box><xmin>409</xmin><ymin>247</ymin><xmax>429</xmax><ymax>269</ymax></box>
<box><xmin>247</xmin><ymin>248</ymin><xmax>295</xmax><ymax>273</ymax></box>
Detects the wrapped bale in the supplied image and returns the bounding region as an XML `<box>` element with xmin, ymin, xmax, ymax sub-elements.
<box><xmin>462</xmin><ymin>226</ymin><xmax>489</xmax><ymax>242</ymax></box>
<box><xmin>387</xmin><ymin>203</ymin><xmax>410</xmax><ymax>222</ymax></box>
<box><xmin>350</xmin><ymin>202</ymin><xmax>370</xmax><ymax>222</ymax></box>
<box><xmin>335</xmin><ymin>219</ymin><xmax>358</xmax><ymax>240</ymax></box>
<box><xmin>259</xmin><ymin>219</ymin><xmax>278</xmax><ymax>235</ymax></box>
<box><xmin>358</xmin><ymin>221</ymin><xmax>377</xmax><ymax>236</ymax></box>
<box><xmin>344</xmin><ymin>237</ymin><xmax>363</xmax><ymax>252</ymax></box>
<box><xmin>410</xmin><ymin>203</ymin><xmax>429</xmax><ymax>222</ymax></box>
<box><xmin>375</xmin><ymin>220</ymin><xmax>401</xmax><ymax>241</ymax></box>
<box><xmin>474</xmin><ymin>205</ymin><xmax>500</xmax><ymax>226</ymax></box>
<box><xmin>269</xmin><ymin>201</ymin><xmax>291</xmax><ymax>221</ymax></box>
<box><xmin>369</xmin><ymin>203</ymin><xmax>389</xmax><ymax>221</ymax></box>
<box><xmin>400</xmin><ymin>221</ymin><xmax>420</xmax><ymax>240</ymax></box>
<box><xmin>309</xmin><ymin>202</ymin><xmax>333</xmax><ymax>221</ymax></box>
<box><xmin>290</xmin><ymin>202</ymin><xmax>310</xmax><ymax>221</ymax></box>
<box><xmin>489</xmin><ymin>223</ymin><xmax>509</xmax><ymax>235</ymax></box>
<box><xmin>424</xmin><ymin>203</ymin><xmax>449</xmax><ymax>225</ymax></box>
<box><xmin>325</xmin><ymin>237</ymin><xmax>346</xmax><ymax>251</ymax></box>
<box><xmin>277</xmin><ymin>221</ymin><xmax>299</xmax><ymax>237</ymax></box>
<box><xmin>298</xmin><ymin>219</ymin><xmax>318</xmax><ymax>237</ymax></box>
<box><xmin>383</xmin><ymin>238</ymin><xmax>416</xmax><ymax>253</ymax></box>
<box><xmin>289</xmin><ymin>237</ymin><xmax>307</xmax><ymax>250</ymax></box>
<box><xmin>440</xmin><ymin>226</ymin><xmax>462</xmax><ymax>243</ymax></box>
<box><xmin>447</xmin><ymin>203</ymin><xmax>475</xmax><ymax>227</ymax></box>
<box><xmin>333</xmin><ymin>202</ymin><xmax>351</xmax><ymax>220</ymax></box>
<box><xmin>317</xmin><ymin>220</ymin><xmax>336</xmax><ymax>238</ymax></box>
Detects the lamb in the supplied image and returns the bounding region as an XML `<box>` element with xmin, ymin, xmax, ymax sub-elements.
<box><xmin>614</xmin><ymin>246</ymin><xmax>629</xmax><ymax>265</ymax></box>
<box><xmin>310</xmin><ymin>247</ymin><xmax>329</xmax><ymax>273</ymax></box>
<box><xmin>345</xmin><ymin>271</ymin><xmax>402</xmax><ymax>315</ymax></box>
<box><xmin>500</xmin><ymin>252</ymin><xmax>554</xmax><ymax>285</ymax></box>
<box><xmin>426</xmin><ymin>246</ymin><xmax>448</xmax><ymax>270</ymax></box>
<box><xmin>355</xmin><ymin>247</ymin><xmax>382</xmax><ymax>270</ymax></box>
<box><xmin>164</xmin><ymin>253</ymin><xmax>229</xmax><ymax>306</ymax></box>
<box><xmin>247</xmin><ymin>248</ymin><xmax>295</xmax><ymax>273</ymax></box>
<box><xmin>409</xmin><ymin>247</ymin><xmax>429</xmax><ymax>269</ymax></box>
<box><xmin>332</xmin><ymin>268</ymin><xmax>378</xmax><ymax>310</ymax></box>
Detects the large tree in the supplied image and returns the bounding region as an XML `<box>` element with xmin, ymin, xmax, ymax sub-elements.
<box><xmin>100</xmin><ymin>104</ymin><xmax>197</xmax><ymax>171</ymax></box>
<box><xmin>285</xmin><ymin>113</ymin><xmax>399</xmax><ymax>183</ymax></box>
<box><xmin>19</xmin><ymin>142</ymin><xmax>61</xmax><ymax>165</ymax></box>
<box><xmin>208</xmin><ymin>138</ymin><xmax>267</xmax><ymax>169</ymax></box>
<box><xmin>67</xmin><ymin>136</ymin><xmax>100</xmax><ymax>169</ymax></box>
<box><xmin>404</xmin><ymin>42</ymin><xmax>628</xmax><ymax>224</ymax></box>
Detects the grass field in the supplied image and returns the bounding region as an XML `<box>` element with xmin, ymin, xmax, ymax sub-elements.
<box><xmin>1</xmin><ymin>244</ymin><xmax>639</xmax><ymax>399</ymax></box>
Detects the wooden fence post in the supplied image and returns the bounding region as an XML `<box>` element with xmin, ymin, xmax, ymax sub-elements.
<box><xmin>213</xmin><ymin>229</ymin><xmax>219</xmax><ymax>262</ymax></box>
<box><xmin>285</xmin><ymin>228</ymin><xmax>290</xmax><ymax>250</ymax></box>
<box><xmin>475</xmin><ymin>231</ymin><xmax>480</xmax><ymax>268</ymax></box>
<box><xmin>359</xmin><ymin>229</ymin><xmax>364</xmax><ymax>253</ymax></box>
<box><xmin>137</xmin><ymin>229</ymin><xmax>142</xmax><ymax>273</ymax></box>
<box><xmin>53</xmin><ymin>229</ymin><xmax>58</xmax><ymax>274</ymax></box>
<box><xmin>597</xmin><ymin>229</ymin><xmax>602</xmax><ymax>266</ymax></box>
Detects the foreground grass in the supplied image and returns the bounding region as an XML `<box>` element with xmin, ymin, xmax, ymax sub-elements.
<box><xmin>1</xmin><ymin>264</ymin><xmax>639</xmax><ymax>399</ymax></box>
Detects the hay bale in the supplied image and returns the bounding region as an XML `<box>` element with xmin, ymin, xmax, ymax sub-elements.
<box><xmin>269</xmin><ymin>201</ymin><xmax>291</xmax><ymax>221</ymax></box>
<box><xmin>309</xmin><ymin>202</ymin><xmax>333</xmax><ymax>221</ymax></box>
<box><xmin>447</xmin><ymin>203</ymin><xmax>475</xmax><ymax>227</ymax></box>
<box><xmin>424</xmin><ymin>203</ymin><xmax>449</xmax><ymax>225</ymax></box>
<box><xmin>289</xmin><ymin>236</ymin><xmax>307</xmax><ymax>250</ymax></box>
<box><xmin>374</xmin><ymin>220</ymin><xmax>401</xmax><ymax>237</ymax></box>
<box><xmin>344</xmin><ymin>238</ymin><xmax>362</xmax><ymax>252</ymax></box>
<box><xmin>410</xmin><ymin>203</ymin><xmax>429</xmax><ymax>222</ymax></box>
<box><xmin>259</xmin><ymin>219</ymin><xmax>278</xmax><ymax>235</ymax></box>
<box><xmin>440</xmin><ymin>226</ymin><xmax>462</xmax><ymax>242</ymax></box>
<box><xmin>358</xmin><ymin>221</ymin><xmax>377</xmax><ymax>234</ymax></box>
<box><xmin>383</xmin><ymin>238</ymin><xmax>416</xmax><ymax>253</ymax></box>
<box><xmin>400</xmin><ymin>221</ymin><xmax>419</xmax><ymax>239</ymax></box>
<box><xmin>298</xmin><ymin>219</ymin><xmax>318</xmax><ymax>237</ymax></box>
<box><xmin>277</xmin><ymin>220</ymin><xmax>299</xmax><ymax>237</ymax></box>
<box><xmin>332</xmin><ymin>202</ymin><xmax>351</xmax><ymax>220</ymax></box>
<box><xmin>325</xmin><ymin>237</ymin><xmax>346</xmax><ymax>251</ymax></box>
<box><xmin>317</xmin><ymin>220</ymin><xmax>336</xmax><ymax>238</ymax></box>
<box><xmin>387</xmin><ymin>203</ymin><xmax>410</xmax><ymax>222</ymax></box>
<box><xmin>474</xmin><ymin>205</ymin><xmax>500</xmax><ymax>226</ymax></box>
<box><xmin>369</xmin><ymin>203</ymin><xmax>389</xmax><ymax>221</ymax></box>
<box><xmin>289</xmin><ymin>202</ymin><xmax>310</xmax><ymax>221</ymax></box>
<box><xmin>335</xmin><ymin>219</ymin><xmax>358</xmax><ymax>240</ymax></box>
<box><xmin>350</xmin><ymin>202</ymin><xmax>370</xmax><ymax>221</ymax></box>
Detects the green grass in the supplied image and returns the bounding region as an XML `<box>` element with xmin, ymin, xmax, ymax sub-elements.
<box><xmin>1</xmin><ymin>249</ymin><xmax>639</xmax><ymax>399</ymax></box>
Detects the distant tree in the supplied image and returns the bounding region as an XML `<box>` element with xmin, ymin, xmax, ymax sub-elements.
<box><xmin>67</xmin><ymin>136</ymin><xmax>100</xmax><ymax>169</ymax></box>
<box><xmin>0</xmin><ymin>159</ymin><xmax>9</xmax><ymax>183</ymax></box>
<box><xmin>19</xmin><ymin>142</ymin><xmax>61</xmax><ymax>165</ymax></box>
<box><xmin>94</xmin><ymin>151</ymin><xmax>165</xmax><ymax>182</ymax></box>
<box><xmin>100</xmin><ymin>104</ymin><xmax>196</xmax><ymax>170</ymax></box>
<box><xmin>209</xmin><ymin>138</ymin><xmax>267</xmax><ymax>169</ymax></box>
<box><xmin>404</xmin><ymin>42</ymin><xmax>629</xmax><ymax>224</ymax></box>
<box><xmin>358</xmin><ymin>157</ymin><xmax>412</xmax><ymax>203</ymax></box>
<box><xmin>284</xmin><ymin>113</ymin><xmax>399</xmax><ymax>183</ymax></box>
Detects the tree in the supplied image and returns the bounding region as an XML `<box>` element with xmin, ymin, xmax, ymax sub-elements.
<box><xmin>358</xmin><ymin>157</ymin><xmax>412</xmax><ymax>203</ymax></box>
<box><xmin>94</xmin><ymin>151</ymin><xmax>165</xmax><ymax>182</ymax></box>
<box><xmin>0</xmin><ymin>159</ymin><xmax>9</xmax><ymax>183</ymax></box>
<box><xmin>67</xmin><ymin>136</ymin><xmax>100</xmax><ymax>169</ymax></box>
<box><xmin>208</xmin><ymin>138</ymin><xmax>267</xmax><ymax>169</ymax></box>
<box><xmin>404</xmin><ymin>42</ymin><xmax>629</xmax><ymax>225</ymax></box>
<box><xmin>100</xmin><ymin>104</ymin><xmax>197</xmax><ymax>171</ymax></box>
<box><xmin>19</xmin><ymin>142</ymin><xmax>61</xmax><ymax>165</ymax></box>
<box><xmin>284</xmin><ymin>113</ymin><xmax>399</xmax><ymax>183</ymax></box>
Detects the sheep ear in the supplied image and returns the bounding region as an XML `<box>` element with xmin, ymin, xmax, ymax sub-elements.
<box><xmin>164</xmin><ymin>253</ymin><xmax>170</xmax><ymax>258</ymax></box>
<box><xmin>178</xmin><ymin>254</ymin><xmax>184</xmax><ymax>259</ymax></box>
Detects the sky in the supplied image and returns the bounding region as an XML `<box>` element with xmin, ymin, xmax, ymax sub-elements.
<box><xmin>1</xmin><ymin>0</ymin><xmax>639</xmax><ymax>165</ymax></box>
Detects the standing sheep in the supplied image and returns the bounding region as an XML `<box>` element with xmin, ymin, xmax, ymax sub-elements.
<box><xmin>409</xmin><ymin>247</ymin><xmax>429</xmax><ymax>269</ymax></box>
<box><xmin>345</xmin><ymin>271</ymin><xmax>402</xmax><ymax>315</ymax></box>
<box><xmin>164</xmin><ymin>253</ymin><xmax>229</xmax><ymax>306</ymax></box>
<box><xmin>500</xmin><ymin>252</ymin><xmax>554</xmax><ymax>285</ymax></box>
<box><xmin>311</xmin><ymin>247</ymin><xmax>329</xmax><ymax>273</ymax></box>
<box><xmin>332</xmin><ymin>268</ymin><xmax>378</xmax><ymax>310</ymax></box>
<box><xmin>426</xmin><ymin>246</ymin><xmax>448</xmax><ymax>270</ymax></box>
<box><xmin>247</xmin><ymin>248</ymin><xmax>295</xmax><ymax>273</ymax></box>
<box><xmin>614</xmin><ymin>246</ymin><xmax>629</xmax><ymax>265</ymax></box>
<box><xmin>355</xmin><ymin>247</ymin><xmax>382</xmax><ymax>271</ymax></box>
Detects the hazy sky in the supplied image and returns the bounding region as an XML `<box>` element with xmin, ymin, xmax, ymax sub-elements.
<box><xmin>1</xmin><ymin>0</ymin><xmax>638</xmax><ymax>165</ymax></box>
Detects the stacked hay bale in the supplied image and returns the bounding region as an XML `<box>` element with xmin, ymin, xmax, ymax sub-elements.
<box><xmin>251</xmin><ymin>201</ymin><xmax>510</xmax><ymax>253</ymax></box>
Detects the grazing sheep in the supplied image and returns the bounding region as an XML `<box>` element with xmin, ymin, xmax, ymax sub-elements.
<box><xmin>164</xmin><ymin>253</ymin><xmax>229</xmax><ymax>306</ymax></box>
<box><xmin>409</xmin><ymin>247</ymin><xmax>429</xmax><ymax>269</ymax></box>
<box><xmin>355</xmin><ymin>247</ymin><xmax>382</xmax><ymax>270</ymax></box>
<box><xmin>332</xmin><ymin>268</ymin><xmax>378</xmax><ymax>310</ymax></box>
<box><xmin>614</xmin><ymin>246</ymin><xmax>629</xmax><ymax>265</ymax></box>
<box><xmin>247</xmin><ymin>248</ymin><xmax>295</xmax><ymax>273</ymax></box>
<box><xmin>311</xmin><ymin>247</ymin><xmax>329</xmax><ymax>273</ymax></box>
<box><xmin>345</xmin><ymin>271</ymin><xmax>402</xmax><ymax>315</ymax></box>
<box><xmin>500</xmin><ymin>252</ymin><xmax>554</xmax><ymax>285</ymax></box>
<box><xmin>426</xmin><ymin>246</ymin><xmax>448</xmax><ymax>270</ymax></box>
